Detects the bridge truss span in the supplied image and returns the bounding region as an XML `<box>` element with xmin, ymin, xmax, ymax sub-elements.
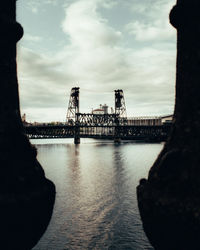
<box><xmin>24</xmin><ymin>123</ymin><xmax>171</xmax><ymax>141</ymax></box>
<box><xmin>26</xmin><ymin>87</ymin><xmax>171</xmax><ymax>142</ymax></box>
<box><xmin>76</xmin><ymin>113</ymin><xmax>119</xmax><ymax>127</ymax></box>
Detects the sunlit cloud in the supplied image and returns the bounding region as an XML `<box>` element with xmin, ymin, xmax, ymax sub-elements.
<box><xmin>23</xmin><ymin>34</ymin><xmax>43</xmax><ymax>42</ymax></box>
<box><xmin>17</xmin><ymin>0</ymin><xmax>176</xmax><ymax>122</ymax></box>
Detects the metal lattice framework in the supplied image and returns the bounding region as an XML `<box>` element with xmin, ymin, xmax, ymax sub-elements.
<box><xmin>115</xmin><ymin>89</ymin><xmax>127</xmax><ymax>125</ymax></box>
<box><xmin>24</xmin><ymin>88</ymin><xmax>172</xmax><ymax>141</ymax></box>
<box><xmin>24</xmin><ymin>124</ymin><xmax>171</xmax><ymax>141</ymax></box>
<box><xmin>66</xmin><ymin>87</ymin><xmax>79</xmax><ymax>125</ymax></box>
<box><xmin>76</xmin><ymin>113</ymin><xmax>119</xmax><ymax>127</ymax></box>
<box><xmin>66</xmin><ymin>88</ymin><xmax>128</xmax><ymax>127</ymax></box>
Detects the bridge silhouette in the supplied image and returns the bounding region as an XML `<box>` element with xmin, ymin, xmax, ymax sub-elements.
<box><xmin>24</xmin><ymin>88</ymin><xmax>171</xmax><ymax>144</ymax></box>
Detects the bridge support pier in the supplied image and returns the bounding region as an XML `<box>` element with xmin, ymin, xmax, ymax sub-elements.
<box><xmin>114</xmin><ymin>137</ymin><xmax>121</xmax><ymax>143</ymax></box>
<box><xmin>114</xmin><ymin>126</ymin><xmax>121</xmax><ymax>143</ymax></box>
<box><xmin>74</xmin><ymin>126</ymin><xmax>80</xmax><ymax>144</ymax></box>
<box><xmin>74</xmin><ymin>136</ymin><xmax>80</xmax><ymax>144</ymax></box>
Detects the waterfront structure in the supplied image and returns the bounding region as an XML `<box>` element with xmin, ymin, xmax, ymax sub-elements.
<box><xmin>127</xmin><ymin>115</ymin><xmax>173</xmax><ymax>126</ymax></box>
<box><xmin>25</xmin><ymin>87</ymin><xmax>172</xmax><ymax>142</ymax></box>
<box><xmin>115</xmin><ymin>89</ymin><xmax>127</xmax><ymax>120</ymax></box>
<box><xmin>92</xmin><ymin>104</ymin><xmax>109</xmax><ymax>115</ymax></box>
<box><xmin>66</xmin><ymin>88</ymin><xmax>129</xmax><ymax>143</ymax></box>
<box><xmin>66</xmin><ymin>87</ymin><xmax>79</xmax><ymax>125</ymax></box>
<box><xmin>66</xmin><ymin>87</ymin><xmax>80</xmax><ymax>144</ymax></box>
<box><xmin>24</xmin><ymin>122</ymin><xmax>170</xmax><ymax>141</ymax></box>
<box><xmin>161</xmin><ymin>114</ymin><xmax>173</xmax><ymax>124</ymax></box>
<box><xmin>25</xmin><ymin>88</ymin><xmax>172</xmax><ymax>142</ymax></box>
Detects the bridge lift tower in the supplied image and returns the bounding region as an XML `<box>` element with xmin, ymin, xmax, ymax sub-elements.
<box><xmin>66</xmin><ymin>87</ymin><xmax>79</xmax><ymax>124</ymax></box>
<box><xmin>66</xmin><ymin>87</ymin><xmax>80</xmax><ymax>144</ymax></box>
<box><xmin>114</xmin><ymin>89</ymin><xmax>127</xmax><ymax>142</ymax></box>
<box><xmin>115</xmin><ymin>89</ymin><xmax>127</xmax><ymax>123</ymax></box>
<box><xmin>66</xmin><ymin>87</ymin><xmax>127</xmax><ymax>144</ymax></box>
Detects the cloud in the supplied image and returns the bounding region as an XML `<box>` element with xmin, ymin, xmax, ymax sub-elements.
<box><xmin>126</xmin><ymin>20</ymin><xmax>175</xmax><ymax>42</ymax></box>
<box><xmin>17</xmin><ymin>47</ymin><xmax>71</xmax><ymax>118</ymax></box>
<box><xmin>18</xmin><ymin>0</ymin><xmax>176</xmax><ymax>122</ymax></box>
<box><xmin>128</xmin><ymin>0</ymin><xmax>174</xmax><ymax>16</ymax></box>
<box><xmin>99</xmin><ymin>0</ymin><xmax>117</xmax><ymax>9</ymax></box>
<box><xmin>62</xmin><ymin>0</ymin><xmax>122</xmax><ymax>49</ymax></box>
<box><xmin>23</xmin><ymin>34</ymin><xmax>43</xmax><ymax>42</ymax></box>
<box><xmin>25</xmin><ymin>1</ymin><xmax>40</xmax><ymax>14</ymax></box>
<box><xmin>126</xmin><ymin>0</ymin><xmax>176</xmax><ymax>42</ymax></box>
<box><xmin>25</xmin><ymin>0</ymin><xmax>59</xmax><ymax>13</ymax></box>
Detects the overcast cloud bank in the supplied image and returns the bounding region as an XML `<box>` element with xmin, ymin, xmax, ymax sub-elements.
<box><xmin>17</xmin><ymin>0</ymin><xmax>176</xmax><ymax>122</ymax></box>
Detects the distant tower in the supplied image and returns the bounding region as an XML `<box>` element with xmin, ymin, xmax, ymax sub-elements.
<box><xmin>114</xmin><ymin>89</ymin><xmax>127</xmax><ymax>124</ymax></box>
<box><xmin>102</xmin><ymin>104</ymin><xmax>108</xmax><ymax>114</ymax></box>
<box><xmin>114</xmin><ymin>89</ymin><xmax>127</xmax><ymax>143</ymax></box>
<box><xmin>66</xmin><ymin>87</ymin><xmax>80</xmax><ymax>125</ymax></box>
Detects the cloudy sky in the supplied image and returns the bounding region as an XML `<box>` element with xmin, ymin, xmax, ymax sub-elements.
<box><xmin>17</xmin><ymin>0</ymin><xmax>177</xmax><ymax>122</ymax></box>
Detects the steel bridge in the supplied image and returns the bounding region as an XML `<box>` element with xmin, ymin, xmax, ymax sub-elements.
<box><xmin>65</xmin><ymin>87</ymin><xmax>130</xmax><ymax>143</ymax></box>
<box><xmin>24</xmin><ymin>123</ymin><xmax>170</xmax><ymax>141</ymax></box>
<box><xmin>24</xmin><ymin>87</ymin><xmax>171</xmax><ymax>143</ymax></box>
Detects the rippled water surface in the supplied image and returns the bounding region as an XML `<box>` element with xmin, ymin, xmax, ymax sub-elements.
<box><xmin>32</xmin><ymin>138</ymin><xmax>163</xmax><ymax>250</ymax></box>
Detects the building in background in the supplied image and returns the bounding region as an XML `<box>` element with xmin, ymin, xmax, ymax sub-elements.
<box><xmin>92</xmin><ymin>104</ymin><xmax>109</xmax><ymax>114</ymax></box>
<box><xmin>127</xmin><ymin>115</ymin><xmax>173</xmax><ymax>126</ymax></box>
<box><xmin>161</xmin><ymin>115</ymin><xmax>173</xmax><ymax>124</ymax></box>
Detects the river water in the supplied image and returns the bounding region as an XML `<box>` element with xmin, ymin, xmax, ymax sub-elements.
<box><xmin>32</xmin><ymin>138</ymin><xmax>163</xmax><ymax>250</ymax></box>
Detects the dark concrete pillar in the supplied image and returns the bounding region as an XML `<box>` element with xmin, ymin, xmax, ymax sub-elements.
<box><xmin>0</xmin><ymin>1</ymin><xmax>55</xmax><ymax>249</ymax></box>
<box><xmin>74</xmin><ymin>114</ymin><xmax>80</xmax><ymax>144</ymax></box>
<box><xmin>137</xmin><ymin>0</ymin><xmax>200</xmax><ymax>249</ymax></box>
<box><xmin>114</xmin><ymin>117</ymin><xmax>121</xmax><ymax>143</ymax></box>
<box><xmin>74</xmin><ymin>132</ymin><xmax>80</xmax><ymax>144</ymax></box>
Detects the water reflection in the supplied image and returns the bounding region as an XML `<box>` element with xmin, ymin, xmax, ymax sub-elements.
<box><xmin>32</xmin><ymin>139</ymin><xmax>162</xmax><ymax>249</ymax></box>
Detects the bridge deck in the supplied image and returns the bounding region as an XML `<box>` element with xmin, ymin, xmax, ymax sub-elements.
<box><xmin>24</xmin><ymin>124</ymin><xmax>171</xmax><ymax>142</ymax></box>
